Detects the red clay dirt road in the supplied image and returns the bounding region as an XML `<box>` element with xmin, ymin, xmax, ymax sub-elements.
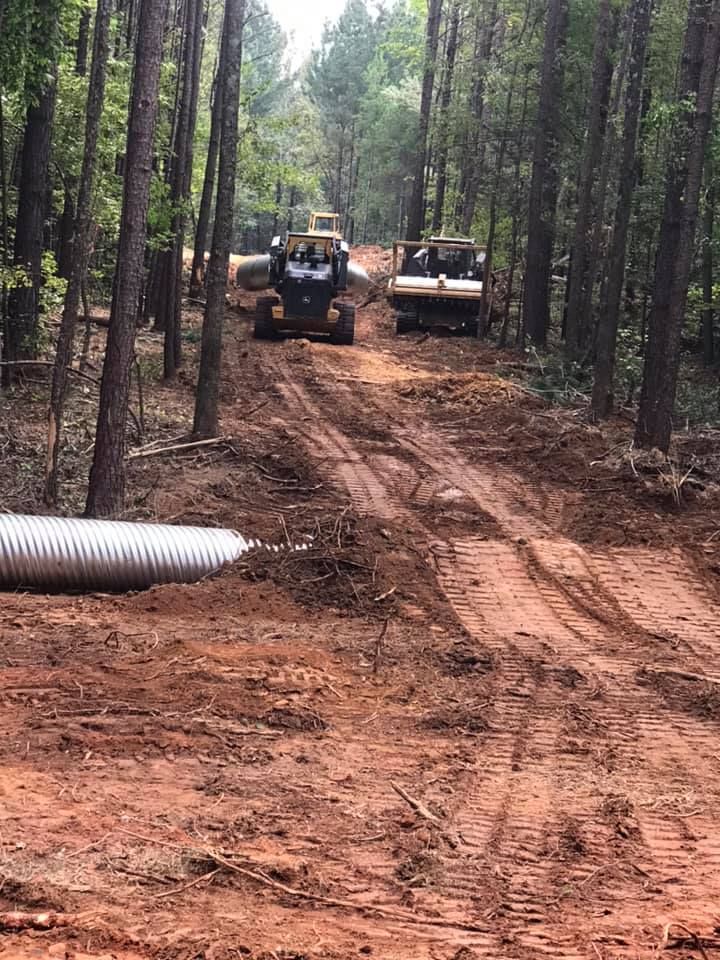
<box><xmin>2</xmin><ymin>284</ymin><xmax>720</xmax><ymax>960</ymax></box>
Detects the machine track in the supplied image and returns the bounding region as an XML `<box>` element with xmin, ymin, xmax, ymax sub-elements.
<box><xmin>257</xmin><ymin>343</ymin><xmax>720</xmax><ymax>957</ymax></box>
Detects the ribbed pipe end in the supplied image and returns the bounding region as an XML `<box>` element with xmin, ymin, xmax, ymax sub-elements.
<box><xmin>0</xmin><ymin>514</ymin><xmax>251</xmax><ymax>592</ymax></box>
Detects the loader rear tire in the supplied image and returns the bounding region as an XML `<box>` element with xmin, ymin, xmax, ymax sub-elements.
<box><xmin>331</xmin><ymin>302</ymin><xmax>355</xmax><ymax>345</ymax></box>
<box><xmin>253</xmin><ymin>296</ymin><xmax>279</xmax><ymax>340</ymax></box>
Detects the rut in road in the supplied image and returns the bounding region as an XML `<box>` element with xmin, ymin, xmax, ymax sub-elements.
<box><xmin>261</xmin><ymin>346</ymin><xmax>720</xmax><ymax>957</ymax></box>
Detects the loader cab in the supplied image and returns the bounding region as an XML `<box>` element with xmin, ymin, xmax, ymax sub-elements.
<box><xmin>308</xmin><ymin>212</ymin><xmax>341</xmax><ymax>238</ymax></box>
<box><xmin>426</xmin><ymin>236</ymin><xmax>479</xmax><ymax>280</ymax></box>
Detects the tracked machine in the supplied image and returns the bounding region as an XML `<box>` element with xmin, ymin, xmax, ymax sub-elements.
<box><xmin>387</xmin><ymin>237</ymin><xmax>486</xmax><ymax>336</ymax></box>
<box><xmin>235</xmin><ymin>212</ymin><xmax>368</xmax><ymax>345</ymax></box>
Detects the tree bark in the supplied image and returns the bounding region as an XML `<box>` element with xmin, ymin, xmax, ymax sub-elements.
<box><xmin>635</xmin><ymin>0</ymin><xmax>720</xmax><ymax>450</ymax></box>
<box><xmin>581</xmin><ymin>6</ymin><xmax>633</xmax><ymax>339</ymax></box>
<box><xmin>564</xmin><ymin>0</ymin><xmax>617</xmax><ymax>356</ymax></box>
<box><xmin>406</xmin><ymin>0</ymin><xmax>443</xmax><ymax>241</ymax></box>
<box><xmin>702</xmin><ymin>157</ymin><xmax>715</xmax><ymax>363</ymax></box>
<box><xmin>45</xmin><ymin>0</ymin><xmax>112</xmax><ymax>505</ymax></box>
<box><xmin>85</xmin><ymin>0</ymin><xmax>171</xmax><ymax>516</ymax></box>
<box><xmin>189</xmin><ymin>49</ymin><xmax>225</xmax><ymax>299</ymax></box>
<box><xmin>76</xmin><ymin>4</ymin><xmax>91</xmax><ymax>75</ymax></box>
<box><xmin>500</xmin><ymin>66</ymin><xmax>531</xmax><ymax>346</ymax></box>
<box><xmin>461</xmin><ymin>0</ymin><xmax>499</xmax><ymax>235</ymax></box>
<box><xmin>592</xmin><ymin>0</ymin><xmax>653</xmax><ymax>418</ymax></box>
<box><xmin>3</xmin><ymin>69</ymin><xmax>57</xmax><ymax>381</ymax></box>
<box><xmin>480</xmin><ymin>60</ymin><xmax>520</xmax><ymax>334</ymax></box>
<box><xmin>522</xmin><ymin>0</ymin><xmax>569</xmax><ymax>346</ymax></box>
<box><xmin>161</xmin><ymin>0</ymin><xmax>204</xmax><ymax>378</ymax></box>
<box><xmin>56</xmin><ymin>188</ymin><xmax>75</xmax><ymax>280</ymax></box>
<box><xmin>431</xmin><ymin>2</ymin><xmax>459</xmax><ymax>233</ymax></box>
<box><xmin>193</xmin><ymin>0</ymin><xmax>246</xmax><ymax>438</ymax></box>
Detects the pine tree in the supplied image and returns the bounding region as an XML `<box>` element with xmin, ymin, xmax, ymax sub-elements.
<box><xmin>635</xmin><ymin>0</ymin><xmax>720</xmax><ymax>450</ymax></box>
<box><xmin>86</xmin><ymin>0</ymin><xmax>171</xmax><ymax>516</ymax></box>
<box><xmin>523</xmin><ymin>0</ymin><xmax>569</xmax><ymax>346</ymax></box>
<box><xmin>564</xmin><ymin>0</ymin><xmax>618</xmax><ymax>356</ymax></box>
<box><xmin>592</xmin><ymin>0</ymin><xmax>653</xmax><ymax>418</ymax></box>
<box><xmin>45</xmin><ymin>0</ymin><xmax>113</xmax><ymax>505</ymax></box>
<box><xmin>406</xmin><ymin>0</ymin><xmax>443</xmax><ymax>241</ymax></box>
<box><xmin>193</xmin><ymin>0</ymin><xmax>246</xmax><ymax>437</ymax></box>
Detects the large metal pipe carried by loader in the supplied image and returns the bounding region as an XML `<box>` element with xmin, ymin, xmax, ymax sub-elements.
<box><xmin>235</xmin><ymin>254</ymin><xmax>370</xmax><ymax>296</ymax></box>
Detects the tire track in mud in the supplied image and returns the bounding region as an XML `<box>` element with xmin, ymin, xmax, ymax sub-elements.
<box><xmin>272</xmin><ymin>373</ymin><xmax>406</xmax><ymax>521</ymax></box>
<box><xmin>259</xmin><ymin>347</ymin><xmax>720</xmax><ymax>955</ymax></box>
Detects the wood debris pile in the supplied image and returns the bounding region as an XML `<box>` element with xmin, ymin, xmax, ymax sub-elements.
<box><xmin>398</xmin><ymin>371</ymin><xmax>526</xmax><ymax>407</ymax></box>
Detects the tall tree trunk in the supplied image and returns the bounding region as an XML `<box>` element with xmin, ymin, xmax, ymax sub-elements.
<box><xmin>193</xmin><ymin>0</ymin><xmax>245</xmax><ymax>437</ymax></box>
<box><xmin>56</xmin><ymin>188</ymin><xmax>75</xmax><ymax>279</ymax></box>
<box><xmin>0</xmin><ymin>97</ymin><xmax>8</xmax><ymax>366</ymax></box>
<box><xmin>581</xmin><ymin>7</ymin><xmax>633</xmax><ymax>338</ymax></box>
<box><xmin>461</xmin><ymin>0</ymin><xmax>499</xmax><ymax>235</ymax></box>
<box><xmin>702</xmin><ymin>157</ymin><xmax>715</xmax><ymax>363</ymax></box>
<box><xmin>635</xmin><ymin>0</ymin><xmax>720</xmax><ymax>450</ymax></box>
<box><xmin>45</xmin><ymin>0</ymin><xmax>112</xmax><ymax>505</ymax></box>
<box><xmin>406</xmin><ymin>0</ymin><xmax>443</xmax><ymax>240</ymax></box>
<box><xmin>86</xmin><ymin>0</ymin><xmax>170</xmax><ymax>516</ymax></box>
<box><xmin>500</xmin><ymin>66</ymin><xmax>531</xmax><ymax>346</ymax></box>
<box><xmin>76</xmin><ymin>4</ymin><xmax>91</xmax><ymax>75</ymax></box>
<box><xmin>334</xmin><ymin>133</ymin><xmax>345</xmax><ymax>214</ymax></box>
<box><xmin>564</xmin><ymin>0</ymin><xmax>617</xmax><ymax>356</ymax></box>
<box><xmin>287</xmin><ymin>184</ymin><xmax>296</xmax><ymax>232</ymax></box>
<box><xmin>431</xmin><ymin>2</ymin><xmax>459</xmax><ymax>232</ymax></box>
<box><xmin>522</xmin><ymin>0</ymin><xmax>569</xmax><ymax>346</ymax></box>
<box><xmin>592</xmin><ymin>0</ymin><xmax>653</xmax><ymax>417</ymax></box>
<box><xmin>189</xmin><ymin>52</ymin><xmax>224</xmax><ymax>299</ymax></box>
<box><xmin>161</xmin><ymin>0</ymin><xmax>204</xmax><ymax>378</ymax></box>
<box><xmin>344</xmin><ymin>120</ymin><xmax>356</xmax><ymax>234</ymax></box>
<box><xmin>480</xmin><ymin>58</ymin><xmax>520</xmax><ymax>333</ymax></box>
<box><xmin>3</xmin><ymin>69</ymin><xmax>57</xmax><ymax>381</ymax></box>
<box><xmin>271</xmin><ymin>179</ymin><xmax>281</xmax><ymax>236</ymax></box>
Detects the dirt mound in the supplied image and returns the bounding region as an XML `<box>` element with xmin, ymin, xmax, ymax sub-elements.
<box><xmin>350</xmin><ymin>244</ymin><xmax>392</xmax><ymax>276</ymax></box>
<box><xmin>398</xmin><ymin>371</ymin><xmax>529</xmax><ymax>407</ymax></box>
<box><xmin>243</xmin><ymin>509</ymin><xmax>400</xmax><ymax>619</ymax></box>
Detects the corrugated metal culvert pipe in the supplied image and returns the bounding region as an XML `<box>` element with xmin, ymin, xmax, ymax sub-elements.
<box><xmin>0</xmin><ymin>513</ymin><xmax>288</xmax><ymax>592</ymax></box>
<box><xmin>235</xmin><ymin>255</ymin><xmax>370</xmax><ymax>295</ymax></box>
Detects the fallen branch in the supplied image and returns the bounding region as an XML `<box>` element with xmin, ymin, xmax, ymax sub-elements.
<box><xmin>154</xmin><ymin>867</ymin><xmax>220</xmax><ymax>899</ymax></box>
<box><xmin>127</xmin><ymin>435</ymin><xmax>231</xmax><ymax>460</ymax></box>
<box><xmin>0</xmin><ymin>359</ymin><xmax>99</xmax><ymax>385</ymax></box>
<box><xmin>640</xmin><ymin>666</ymin><xmax>720</xmax><ymax>687</ymax></box>
<box><xmin>205</xmin><ymin>846</ymin><xmax>483</xmax><ymax>932</ymax></box>
<box><xmin>373</xmin><ymin>619</ymin><xmax>389</xmax><ymax>675</ymax></box>
<box><xmin>390</xmin><ymin>780</ymin><xmax>460</xmax><ymax>849</ymax></box>
<box><xmin>391</xmin><ymin>780</ymin><xmax>441</xmax><ymax>825</ymax></box>
<box><xmin>250</xmin><ymin>460</ymin><xmax>298</xmax><ymax>484</ymax></box>
<box><xmin>373</xmin><ymin>585</ymin><xmax>397</xmax><ymax>602</ymax></box>
<box><xmin>655</xmin><ymin>921</ymin><xmax>711</xmax><ymax>959</ymax></box>
<box><xmin>0</xmin><ymin>911</ymin><xmax>82</xmax><ymax>932</ymax></box>
<box><xmin>119</xmin><ymin>829</ymin><xmax>484</xmax><ymax>933</ymax></box>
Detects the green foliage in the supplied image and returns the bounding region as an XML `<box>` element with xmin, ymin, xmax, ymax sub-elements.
<box><xmin>39</xmin><ymin>249</ymin><xmax>67</xmax><ymax>319</ymax></box>
<box><xmin>146</xmin><ymin>176</ymin><xmax>176</xmax><ymax>252</ymax></box>
<box><xmin>675</xmin><ymin>359</ymin><xmax>720</xmax><ymax>426</ymax></box>
<box><xmin>526</xmin><ymin>348</ymin><xmax>592</xmax><ymax>404</ymax></box>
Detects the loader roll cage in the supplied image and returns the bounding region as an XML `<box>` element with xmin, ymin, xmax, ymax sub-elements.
<box><xmin>389</xmin><ymin>240</ymin><xmax>488</xmax><ymax>299</ymax></box>
<box><xmin>391</xmin><ymin>239</ymin><xmax>487</xmax><ymax>277</ymax></box>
